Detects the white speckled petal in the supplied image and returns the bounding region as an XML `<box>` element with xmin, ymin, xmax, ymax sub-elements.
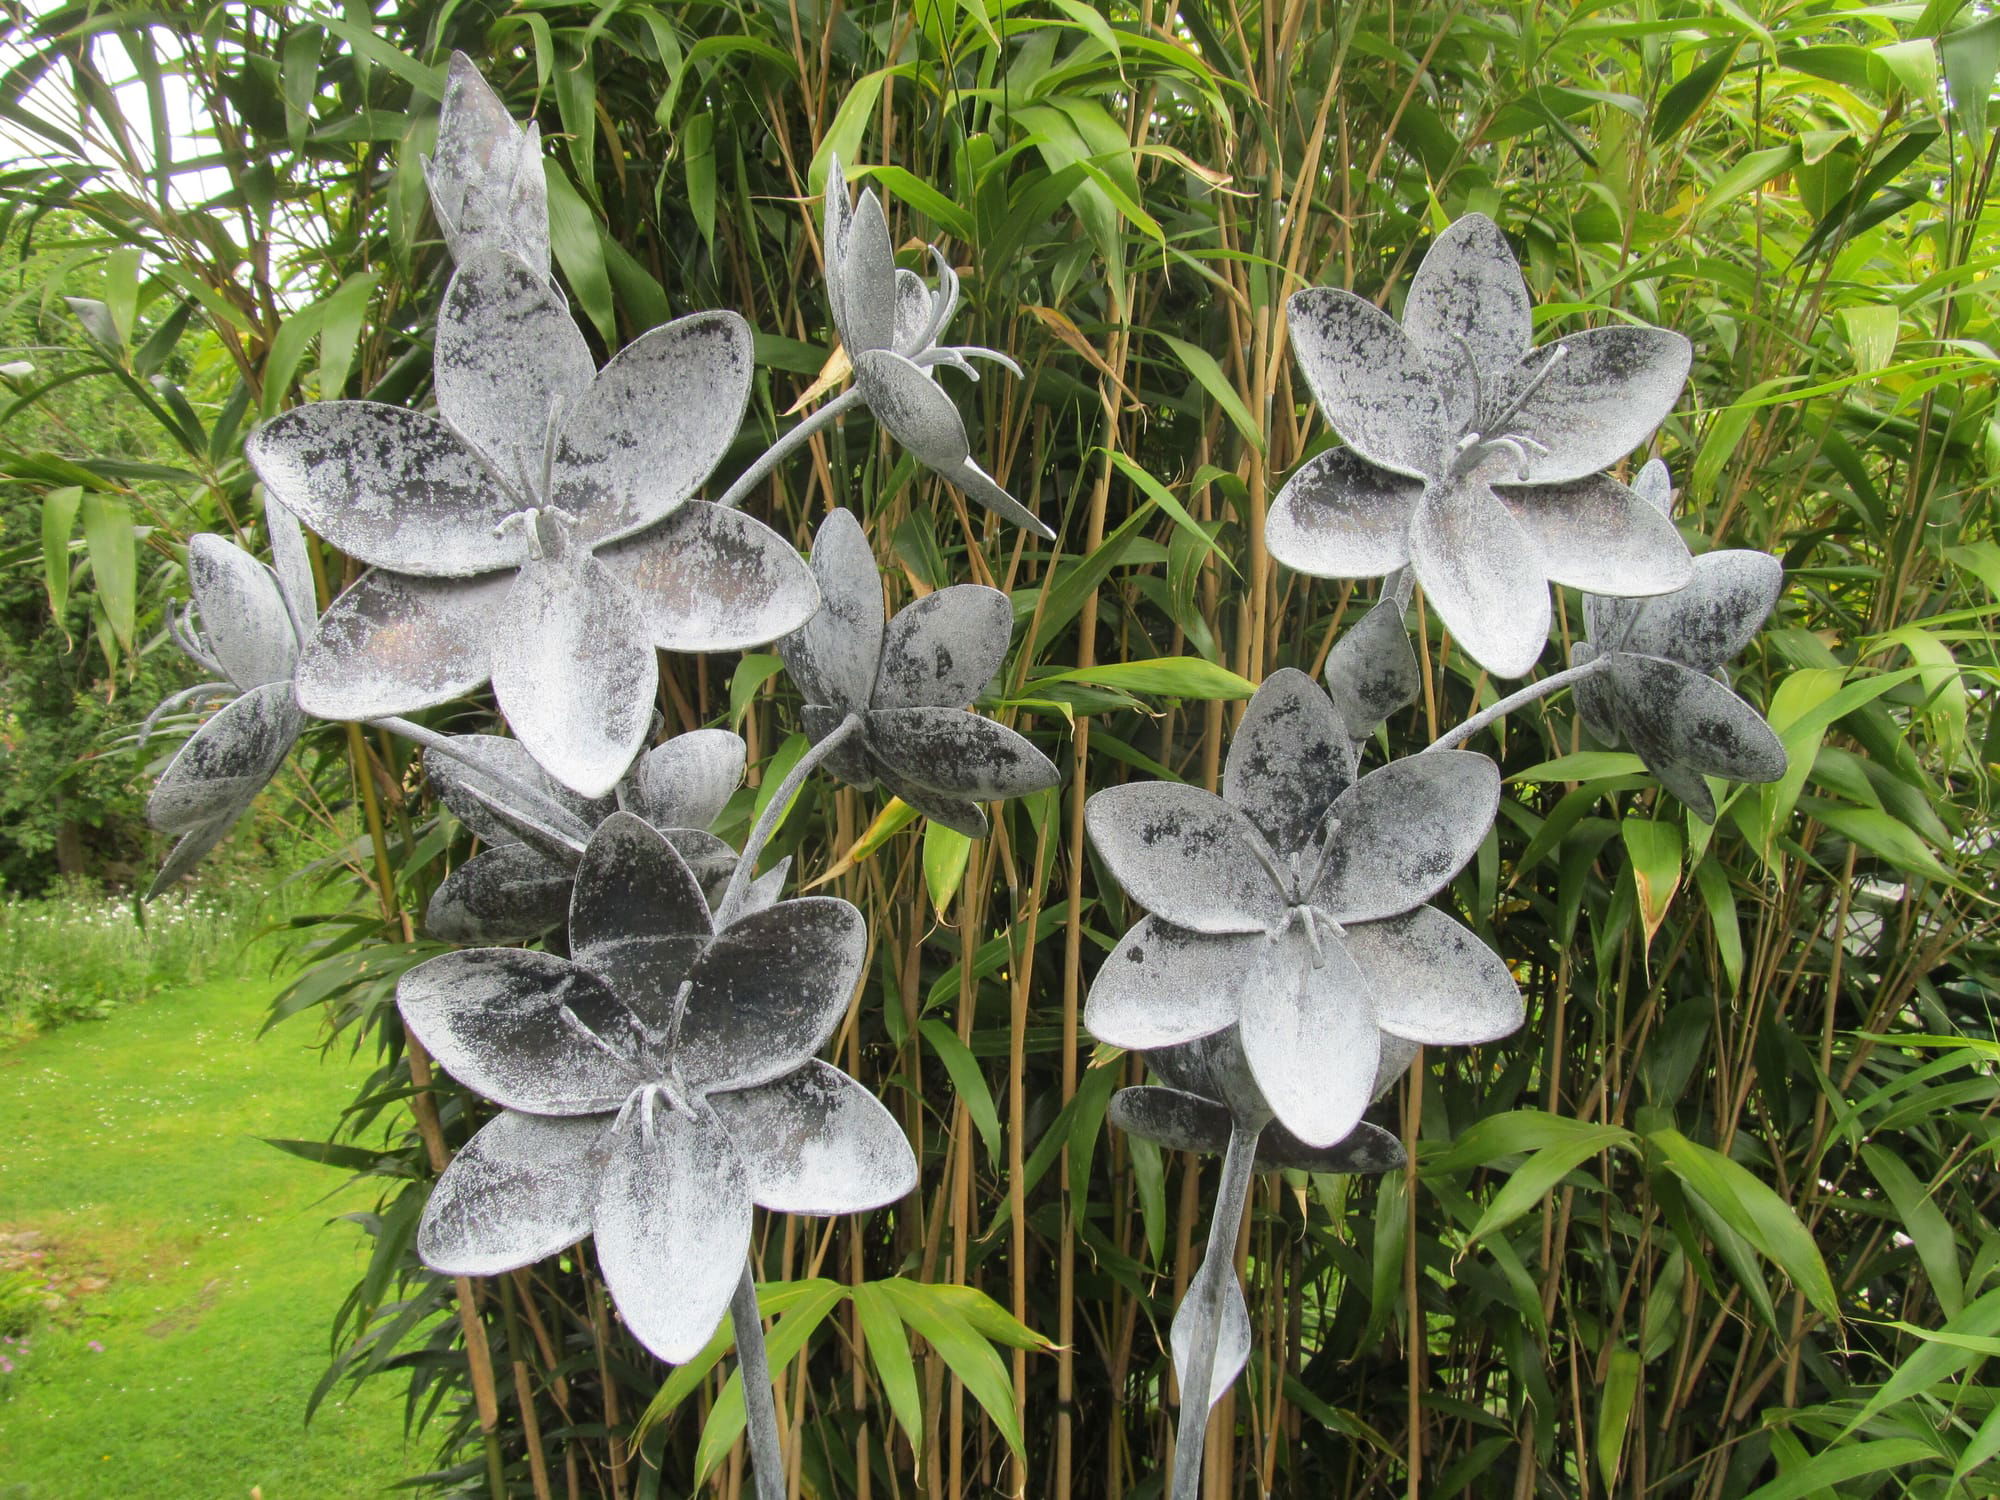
<box><xmin>892</xmin><ymin>268</ymin><xmax>935</xmax><ymax>353</ymax></box>
<box><xmin>1632</xmin><ymin>457</ymin><xmax>1674</xmax><ymax>515</ymax></box>
<box><xmin>1084</xmin><ymin>782</ymin><xmax>1286</xmax><ymax>935</ymax></box>
<box><xmin>1239</xmin><ymin>929</ymin><xmax>1380</xmax><ymax>1147</ymax></box>
<box><xmin>1621</xmin><ymin>550</ymin><xmax>1783</xmax><ymax>673</ymax></box>
<box><xmin>1324</xmin><ymin>595</ymin><xmax>1420</xmax><ymax>739</ymax></box>
<box><xmin>632</xmin><ymin>729</ymin><xmax>747</xmax><ymax>831</ymax></box>
<box><xmin>946</xmin><ymin>457</ymin><xmax>1056</xmax><ymax>541</ymax></box>
<box><xmin>490</xmin><ymin>555</ymin><xmax>655</xmax><ymax>800</ymax></box>
<box><xmin>593</xmin><ymin>1106</ymin><xmax>752</xmax><ymax>1364</ymax></box>
<box><xmin>1266</xmin><ymin>447</ymin><xmax>1423</xmax><ymax>580</ymax></box>
<box><xmin>423</xmin><ymin>734</ymin><xmax>602</xmax><ymax>848</ymax></box>
<box><xmin>873</xmin><ymin>763</ymin><xmax>988</xmax><ymax>840</ymax></box>
<box><xmin>854</xmin><ymin>349</ymin><xmax>970</xmax><ymax>470</ymax></box>
<box><xmin>1505</xmin><ymin>327</ymin><xmax>1692</xmax><ymax>484</ymax></box>
<box><xmin>186</xmin><ymin>534</ymin><xmax>295</xmax><ymax>689</ymax></box>
<box><xmin>1262</xmin><ymin>1119</ymin><xmax>1407</xmax><ymax>1175</ymax></box>
<box><xmin>1498</xmin><ymin>473</ymin><xmax>1693</xmax><ymax>598</ymax></box>
<box><xmin>146</xmin><ymin>681</ymin><xmax>302</xmax><ymax>840</ymax></box>
<box><xmin>676</xmin><ymin>897</ymin><xmax>867</xmax><ymax>1093</ymax></box>
<box><xmin>874</xmin><ymin>585</ymin><xmax>1012</xmax><ymax>710</ymax></box>
<box><xmin>263</xmin><ymin>495</ymin><xmax>319</xmax><ymax>631</ymax></box>
<box><xmin>1408</xmin><ymin>473</ymin><xmax>1551</xmax><ymax>681</ymax></box>
<box><xmin>1402</xmin><ymin>214</ymin><xmax>1532</xmax><ymax>387</ymax></box>
<box><xmin>294</xmin><ymin>569</ymin><xmax>509</xmax><ymax>720</ymax></box>
<box><xmin>1084</xmin><ymin>916</ymin><xmax>1247</xmax><ymax>1050</ymax></box>
<box><xmin>426</xmin><ymin>52</ymin><xmax>549</xmax><ymax>273</ymax></box>
<box><xmin>434</xmin><ymin>249</ymin><xmax>595</xmax><ymax>494</ymax></box>
<box><xmin>1608</xmin><ymin>655</ymin><xmax>1789</xmax><ymax>789</ymax></box>
<box><xmin>842</xmin><ymin>190</ymin><xmax>897</xmax><ymax>354</ymax></box>
<box><xmin>397</xmin><ymin>948</ymin><xmax>648</xmax><ymax>1115</ymax></box>
<box><xmin>1286</xmin><ymin>288</ymin><xmax>1450</xmax><ymax>478</ymax></box>
<box><xmin>567</xmin><ymin>813</ymin><xmax>713</xmax><ymax>1030</ymax></box>
<box><xmin>424</xmin><ymin>844</ymin><xmax>572</xmax><ymax>944</ymax></box>
<box><xmin>1223</xmin><ymin>668</ymin><xmax>1355</xmax><ymax>859</ymax></box>
<box><xmin>781</xmin><ymin>509</ymin><xmax>883</xmax><ymax>712</ymax></box>
<box><xmin>1344</xmin><ymin>905</ymin><xmax>1524</xmax><ymax>1046</ymax></box>
<box><xmin>1171</xmin><ymin>1246</ymin><xmax>1252</xmax><ymax>1412</ymax></box>
<box><xmin>867</xmin><ymin>707</ymin><xmax>1059</xmax><ymax>803</ymax></box>
<box><xmin>418</xmin><ymin>1108</ymin><xmax>605</xmax><ymax>1275</ymax></box>
<box><xmin>554</xmin><ymin>312</ymin><xmax>755</xmax><ymax>546</ymax></box>
<box><xmin>597</xmin><ymin>502</ymin><xmax>820</xmax><ymax>654</ymax></box>
<box><xmin>710</xmin><ymin>1060</ymin><xmax>917</xmax><ymax>1215</ymax></box>
<box><xmin>822</xmin><ymin>157</ymin><xmax>855</xmax><ymax>347</ymax></box>
<box><xmin>246</xmin><ymin>403</ymin><xmax>519</xmax><ymax>577</ymax></box>
<box><xmin>147</xmin><ymin>814</ymin><xmax>244</xmax><ymax>900</ymax></box>
<box><xmin>1570</xmin><ymin>643</ymin><xmax>1623</xmax><ymax>748</ymax></box>
<box><xmin>1311</xmin><ymin>751</ymin><xmax>1499</xmax><ymax>925</ymax></box>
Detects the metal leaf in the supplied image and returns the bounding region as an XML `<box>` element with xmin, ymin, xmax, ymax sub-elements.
<box><xmin>674</xmin><ymin>897</ymin><xmax>867</xmax><ymax>1093</ymax></box>
<box><xmin>1343</xmin><ymin>905</ymin><xmax>1525</xmax><ymax>1046</ymax></box>
<box><xmin>1170</xmin><ymin>1247</ymin><xmax>1251</xmax><ymax>1412</ymax></box>
<box><xmin>1503</xmin><ymin>327</ymin><xmax>1692</xmax><ymax>485</ymax></box>
<box><xmin>264</xmin><ymin>494</ymin><xmax>320</xmax><ymax>632</ymax></box>
<box><xmin>1400</xmin><ymin>213</ymin><xmax>1532</xmax><ymax>386</ymax></box>
<box><xmin>187</xmin><ymin>534</ymin><xmax>294</xmax><ymax>689</ymax></box>
<box><xmin>737</xmin><ymin>856</ymin><xmax>792</xmax><ymax>918</ymax></box>
<box><xmin>1265</xmin><ymin>447</ymin><xmax>1422</xmax><ymax>580</ymax></box>
<box><xmin>892</xmin><ymin>268</ymin><xmax>935</xmax><ymax>354</ymax></box>
<box><xmin>424</xmin><ymin>733</ymin><xmax>603</xmax><ymax>847</ymax></box>
<box><xmin>1407</xmin><ymin>474</ymin><xmax>1550</xmax><ymax>680</ymax></box>
<box><xmin>631</xmin><ymin>729</ymin><xmax>747</xmax><ymax>833</ymax></box>
<box><xmin>1223</xmin><ymin>667</ymin><xmax>1354</xmax><ymax>859</ymax></box>
<box><xmin>709</xmin><ymin>1060</ymin><xmax>918</xmax><ymax>1215</ymax></box>
<box><xmin>840</xmin><ymin>189</ymin><xmax>898</xmax><ymax>355</ymax></box>
<box><xmin>1497</xmin><ymin>472</ymin><xmax>1693</xmax><ymax>597</ymax></box>
<box><xmin>397</xmin><ymin>948</ymin><xmax>648</xmax><ymax>1115</ymax></box>
<box><xmin>802</xmin><ymin>703</ymin><xmax>880</xmax><ymax>789</ymax></box>
<box><xmin>1324</xmin><ymin>595</ymin><xmax>1420</xmax><ymax>740</ymax></box>
<box><xmin>1310</xmin><ymin>750</ymin><xmax>1499</xmax><ymax>926</ymax></box>
<box><xmin>874</xmin><ymin>585</ymin><xmax>1013</xmax><ymax>710</ymax></box>
<box><xmin>597</xmin><ymin>501</ymin><xmax>821</xmax><ymax>653</ymax></box>
<box><xmin>781</xmin><ymin>508</ymin><xmax>884</xmax><ymax>712</ymax></box>
<box><xmin>453</xmin><ymin>778</ymin><xmax>590</xmax><ymax>865</ymax></box>
<box><xmin>1110</xmin><ymin>1088</ymin><xmax>1406</xmax><ymax>1175</ymax></box>
<box><xmin>1084</xmin><ymin>782</ymin><xmax>1285</xmax><ymax>935</ymax></box>
<box><xmin>149</xmin><ymin>813</ymin><xmax>244</xmax><ymax>901</ymax></box>
<box><xmin>418</xmin><ymin>1108</ymin><xmax>603</xmax><ymax>1275</ymax></box>
<box><xmin>1237</xmin><ymin>928</ymin><xmax>1381</xmax><ymax>1148</ymax></box>
<box><xmin>424</xmin><ymin>844</ymin><xmax>572</xmax><ymax>944</ymax></box>
<box><xmin>1569</xmin><ymin>643</ymin><xmax>1624</xmax><ymax>749</ymax></box>
<box><xmin>1146</xmin><ymin>1031</ymin><xmax>1271</xmax><ymax>1123</ymax></box>
<box><xmin>1262</xmin><ymin>1119</ymin><xmax>1406</xmax><ymax>1175</ymax></box>
<box><xmin>425</xmin><ymin>52</ymin><xmax>549</xmax><ymax>274</ymax></box>
<box><xmin>867</xmin><ymin>707</ymin><xmax>1059</xmax><ymax>803</ymax></box>
<box><xmin>568</xmin><ymin>814</ymin><xmax>713</xmax><ymax>1026</ymax></box>
<box><xmin>945</xmin><ymin>456</ymin><xmax>1056</xmax><ymax>541</ymax></box>
<box><xmin>490</xmin><ymin>554</ymin><xmax>656</xmax><ymax>799</ymax></box>
<box><xmin>592</xmin><ymin>1105</ymin><xmax>752</xmax><ymax>1364</ymax></box>
<box><xmin>665</xmin><ymin>828</ymin><xmax>743</xmax><ymax>897</ymax></box>
<box><xmin>1619</xmin><ymin>550</ymin><xmax>1782</xmax><ymax>673</ymax></box>
<box><xmin>853</xmin><ymin>349</ymin><xmax>970</xmax><ymax>470</ymax></box>
<box><xmin>822</xmin><ymin>156</ymin><xmax>856</xmax><ymax>346</ymax></box>
<box><xmin>1286</xmin><ymin>288</ymin><xmax>1449</xmax><ymax>480</ymax></box>
<box><xmin>1607</xmin><ymin>655</ymin><xmax>1788</xmax><ymax>798</ymax></box>
<box><xmin>1632</xmin><ymin>457</ymin><xmax>1674</xmax><ymax>515</ymax></box>
<box><xmin>1083</xmin><ymin>916</ymin><xmax>1246</xmax><ymax>1051</ymax></box>
<box><xmin>552</xmin><ymin>311</ymin><xmax>754</xmax><ymax>548</ymax></box>
<box><xmin>246</xmin><ymin>403</ymin><xmax>518</xmax><ymax>577</ymax></box>
<box><xmin>147</xmin><ymin>680</ymin><xmax>302</xmax><ymax>834</ymax></box>
<box><xmin>874</xmin><ymin>764</ymin><xmax>988</xmax><ymax>839</ymax></box>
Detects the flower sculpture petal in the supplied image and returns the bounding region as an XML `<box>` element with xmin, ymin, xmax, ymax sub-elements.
<box><xmin>251</xmin><ymin>249</ymin><xmax>819</xmax><ymax>797</ymax></box>
<box><xmin>777</xmin><ymin>509</ymin><xmax>1061</xmax><ymax>837</ymax></box>
<box><xmin>400</xmin><ymin>814</ymin><xmax>915</xmax><ymax>1362</ymax></box>
<box><xmin>1573</xmin><ymin>461</ymin><xmax>1788</xmax><ymax>821</ymax></box>
<box><xmin>1268</xmin><ymin>214</ymin><xmax>1696</xmax><ymax>678</ymax></box>
<box><xmin>1085</xmin><ymin>668</ymin><xmax>1522</xmax><ymax>1148</ymax></box>
<box><xmin>823</xmin><ymin>159</ymin><xmax>1052</xmax><ymax>540</ymax></box>
<box><xmin>424</xmin><ymin>52</ymin><xmax>550</xmax><ymax>275</ymax></box>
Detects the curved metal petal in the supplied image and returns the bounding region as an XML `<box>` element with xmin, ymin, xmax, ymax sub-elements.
<box><xmin>553</xmin><ymin>312</ymin><xmax>755</xmax><ymax>547</ymax></box>
<box><xmin>709</xmin><ymin>1060</ymin><xmax>917</xmax><ymax>1215</ymax></box>
<box><xmin>424</xmin><ymin>844</ymin><xmax>572</xmax><ymax>944</ymax></box>
<box><xmin>1650</xmin><ymin>754</ymin><xmax>1721</xmax><ymax>825</ymax></box>
<box><xmin>854</xmin><ymin>350</ymin><xmax>972</xmax><ymax>472</ymax></box>
<box><xmin>148</xmin><ymin>814</ymin><xmax>243</xmax><ymax>900</ymax></box>
<box><xmin>1084</xmin><ymin>782</ymin><xmax>1285</xmax><ymax>935</ymax></box>
<box><xmin>418</xmin><ymin>1108</ymin><xmax>605</xmax><ymax>1275</ymax></box>
<box><xmin>569</xmin><ymin>814</ymin><xmax>713</xmax><ymax>1029</ymax></box>
<box><xmin>1505</xmin><ymin>327</ymin><xmax>1692</xmax><ymax>484</ymax></box>
<box><xmin>1569</xmin><ymin>643</ymin><xmax>1624</xmax><ymax>748</ymax></box>
<box><xmin>781</xmin><ymin>509</ymin><xmax>884</xmax><ymax>712</ymax></box>
<box><xmin>424</xmin><ymin>733</ymin><xmax>602</xmax><ymax>847</ymax></box>
<box><xmin>1609</xmin><ymin>654</ymin><xmax>1788</xmax><ymax>788</ymax></box>
<box><xmin>822</xmin><ymin>156</ymin><xmax>855</xmax><ymax>348</ymax></box>
<box><xmin>1146</xmin><ymin>1032</ymin><xmax>1271</xmax><ymax>1123</ymax></box>
<box><xmin>147</xmin><ymin>681</ymin><xmax>303</xmax><ymax>835</ymax></box>
<box><xmin>490</xmin><ymin>556</ymin><xmax>656</xmax><ymax>800</ymax></box>
<box><xmin>873</xmin><ymin>763</ymin><xmax>988</xmax><ymax>839</ymax></box>
<box><xmin>868</xmin><ymin>707</ymin><xmax>1059</xmax><ymax>803</ymax></box>
<box><xmin>736</xmin><ymin>855</ymin><xmax>792</xmax><ymax>918</ymax></box>
<box><xmin>1620</xmin><ymin>550</ymin><xmax>1782</xmax><ymax>673</ymax></box>
<box><xmin>676</xmin><ymin>897</ymin><xmax>867</xmax><ymax>1093</ymax></box>
<box><xmin>1084</xmin><ymin>916</ymin><xmax>1247</xmax><ymax>1051</ymax></box>
<box><xmin>1498</xmin><ymin>473</ymin><xmax>1693</xmax><ymax>597</ymax></box>
<box><xmin>1266</xmin><ymin>447</ymin><xmax>1422</xmax><ymax>580</ymax></box>
<box><xmin>187</xmin><ymin>534</ymin><xmax>294</xmax><ymax>689</ymax></box>
<box><xmin>246</xmin><ymin>403</ymin><xmax>518</xmax><ymax>577</ymax></box>
<box><xmin>294</xmin><ymin>569</ymin><xmax>511</xmax><ymax>721</ymax></box>
<box><xmin>1374</xmin><ymin>1032</ymin><xmax>1421</xmax><ymax>1101</ymax></box>
<box><xmin>1401</xmin><ymin>214</ymin><xmax>1532</xmax><ymax>388</ymax></box>
<box><xmin>597</xmin><ymin>501</ymin><xmax>821</xmax><ymax>653</ymax></box>
<box><xmin>1324</xmin><ymin>594</ymin><xmax>1420</xmax><ymax>740</ymax></box>
<box><xmin>1171</xmin><ymin>1246</ymin><xmax>1251</xmax><ymax>1412</ymax></box>
<box><xmin>842</xmin><ymin>189</ymin><xmax>898</xmax><ymax>355</ymax></box>
<box><xmin>1224</xmin><ymin>668</ymin><xmax>1355</xmax><ymax>860</ymax></box>
<box><xmin>874</xmin><ymin>585</ymin><xmax>1013</xmax><ymax>710</ymax></box>
<box><xmin>1632</xmin><ymin>457</ymin><xmax>1674</xmax><ymax>515</ymax></box>
<box><xmin>944</xmin><ymin>457</ymin><xmax>1055</xmax><ymax>541</ymax></box>
<box><xmin>1408</xmin><ymin>474</ymin><xmax>1550</xmax><ymax>680</ymax></box>
<box><xmin>592</xmin><ymin>1106</ymin><xmax>752</xmax><ymax>1364</ymax></box>
<box><xmin>1344</xmin><ymin>905</ymin><xmax>1524</xmax><ymax>1046</ymax></box>
<box><xmin>434</xmin><ymin>249</ymin><xmax>596</xmax><ymax>494</ymax></box>
<box><xmin>425</xmin><ymin>53</ymin><xmax>549</xmax><ymax>274</ymax></box>
<box><xmin>264</xmin><ymin>495</ymin><xmax>320</xmax><ymax>633</ymax></box>
<box><xmin>397</xmin><ymin>948</ymin><xmax>648</xmax><ymax>1115</ymax></box>
<box><xmin>632</xmin><ymin>729</ymin><xmax>747</xmax><ymax>832</ymax></box>
<box><xmin>1286</xmin><ymin>288</ymin><xmax>1450</xmax><ymax>479</ymax></box>
<box><xmin>891</xmin><ymin>268</ymin><xmax>934</xmax><ymax>354</ymax></box>
<box><xmin>1261</xmin><ymin>1119</ymin><xmax>1406</xmax><ymax>1175</ymax></box>
<box><xmin>1311</xmin><ymin>750</ymin><xmax>1499</xmax><ymax>925</ymax></box>
<box><xmin>803</xmin><ymin>703</ymin><xmax>879</xmax><ymax>789</ymax></box>
<box><xmin>1238</xmin><ymin>928</ymin><xmax>1380</xmax><ymax>1148</ymax></box>
<box><xmin>1108</xmin><ymin>1085</ymin><xmax>1233</xmax><ymax>1155</ymax></box>
<box><xmin>665</xmin><ymin>828</ymin><xmax>743</xmax><ymax>899</ymax></box>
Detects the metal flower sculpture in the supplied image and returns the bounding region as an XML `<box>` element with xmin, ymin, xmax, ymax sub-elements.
<box><xmin>144</xmin><ymin>503</ymin><xmax>317</xmax><ymax>896</ymax></box>
<box><xmin>400</xmin><ymin>812</ymin><xmax>915</xmax><ymax>1371</ymax></box>
<box><xmin>777</xmin><ymin>508</ymin><xmax>1061</xmax><ymax>837</ymax></box>
<box><xmin>1268</xmin><ymin>213</ymin><xmax>1697</xmax><ymax>678</ymax></box>
<box><xmin>422</xmin><ymin>728</ymin><xmax>790</xmax><ymax>943</ymax></box>
<box><xmin>1572</xmin><ymin>461</ymin><xmax>1788</xmax><ymax>821</ymax></box>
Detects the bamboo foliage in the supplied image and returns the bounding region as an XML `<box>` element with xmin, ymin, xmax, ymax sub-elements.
<box><xmin>3</xmin><ymin>0</ymin><xmax>1998</xmax><ymax>1495</ymax></box>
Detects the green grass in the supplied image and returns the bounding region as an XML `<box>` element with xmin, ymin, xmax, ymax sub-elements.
<box><xmin>0</xmin><ymin>957</ymin><xmax>415</xmax><ymax>1498</ymax></box>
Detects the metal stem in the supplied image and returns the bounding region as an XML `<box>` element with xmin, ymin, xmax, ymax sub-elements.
<box><xmin>370</xmin><ymin>714</ymin><xmax>593</xmax><ymax>842</ymax></box>
<box><xmin>1424</xmin><ymin>655</ymin><xmax>1609</xmax><ymax>754</ymax></box>
<box><xmin>713</xmin><ymin>712</ymin><xmax>864</xmax><ymax>926</ymax></box>
<box><xmin>714</xmin><ymin>387</ymin><xmax>864</xmax><ymax>510</ymax></box>
<box><xmin>731</xmin><ymin>1260</ymin><xmax>785</xmax><ymax>1500</ymax></box>
<box><xmin>1169</xmin><ymin>1117</ymin><xmax>1263</xmax><ymax>1500</ymax></box>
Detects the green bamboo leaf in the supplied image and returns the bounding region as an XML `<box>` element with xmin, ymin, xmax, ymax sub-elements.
<box><xmin>1941</xmin><ymin>13</ymin><xmax>2000</xmax><ymax>145</ymax></box>
<box><xmin>851</xmin><ymin>1283</ymin><xmax>922</xmax><ymax>1460</ymax></box>
<box><xmin>923</xmin><ymin>821</ymin><xmax>972</xmax><ymax>916</ymax></box>
<box><xmin>1620</xmin><ymin>817</ymin><xmax>1683</xmax><ymax>951</ymax></box>
<box><xmin>728</xmin><ymin>653</ymin><xmax>786</xmax><ymax>729</ymax></box>
<box><xmin>1691</xmin><ymin>858</ymin><xmax>1744</xmax><ymax>992</ymax></box>
<box><xmin>1595</xmin><ymin>1349</ymin><xmax>1642</xmax><ymax>1489</ymax></box>
<box><xmin>1461</xmin><ymin>1126</ymin><xmax>1631</xmax><ymax>1246</ymax></box>
<box><xmin>1859</xmin><ymin>1145</ymin><xmax>1963</xmax><ymax>1318</ymax></box>
<box><xmin>693</xmin><ymin>1280</ymin><xmax>847</xmax><ymax>1485</ymax></box>
<box><xmin>41</xmin><ymin>485</ymin><xmax>79</xmax><ymax>617</ymax></box>
<box><xmin>1508</xmin><ymin>751</ymin><xmax>1649</xmax><ymax>783</ymax></box>
<box><xmin>79</xmin><ymin>492</ymin><xmax>135</xmax><ymax>650</ymax></box>
<box><xmin>1034</xmin><ymin>656</ymin><xmax>1257</xmax><ymax>700</ymax></box>
<box><xmin>807</xmin><ymin>70</ymin><xmax>889</xmax><ymax>195</ymax></box>
<box><xmin>1741</xmin><ymin>1439</ymin><xmax>1940</xmax><ymax>1500</ymax></box>
<box><xmin>543</xmin><ymin>164</ymin><xmax>616</xmax><ymax>343</ymax></box>
<box><xmin>1157</xmin><ymin>331</ymin><xmax>1264</xmax><ymax>453</ymax></box>
<box><xmin>920</xmin><ymin>1019</ymin><xmax>1000</xmax><ymax>1165</ymax></box>
<box><xmin>877</xmin><ymin>1278</ymin><xmax>1028</xmax><ymax>1457</ymax></box>
<box><xmin>315</xmin><ymin>272</ymin><xmax>378</xmax><ymax>401</ymax></box>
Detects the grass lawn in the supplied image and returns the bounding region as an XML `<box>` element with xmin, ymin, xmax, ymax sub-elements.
<box><xmin>0</xmin><ymin>959</ymin><xmax>418</xmax><ymax>1498</ymax></box>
